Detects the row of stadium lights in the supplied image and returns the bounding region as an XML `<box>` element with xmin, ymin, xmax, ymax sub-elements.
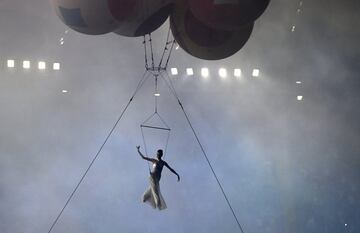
<box><xmin>4</xmin><ymin>60</ymin><xmax>61</xmax><ymax>71</ymax></box>
<box><xmin>4</xmin><ymin>59</ymin><xmax>303</xmax><ymax>101</ymax></box>
<box><xmin>170</xmin><ymin>67</ymin><xmax>260</xmax><ymax>79</ymax></box>
<box><xmin>170</xmin><ymin>67</ymin><xmax>304</xmax><ymax>101</ymax></box>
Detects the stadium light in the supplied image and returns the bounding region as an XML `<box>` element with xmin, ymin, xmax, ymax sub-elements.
<box><xmin>219</xmin><ymin>68</ymin><xmax>227</xmax><ymax>79</ymax></box>
<box><xmin>38</xmin><ymin>61</ymin><xmax>46</xmax><ymax>70</ymax></box>
<box><xmin>53</xmin><ymin>63</ymin><xmax>61</xmax><ymax>70</ymax></box>
<box><xmin>252</xmin><ymin>69</ymin><xmax>260</xmax><ymax>77</ymax></box>
<box><xmin>23</xmin><ymin>61</ymin><xmax>31</xmax><ymax>69</ymax></box>
<box><xmin>234</xmin><ymin>69</ymin><xmax>242</xmax><ymax>78</ymax></box>
<box><xmin>7</xmin><ymin>60</ymin><xmax>15</xmax><ymax>68</ymax></box>
<box><xmin>186</xmin><ymin>68</ymin><xmax>194</xmax><ymax>76</ymax></box>
<box><xmin>201</xmin><ymin>68</ymin><xmax>209</xmax><ymax>78</ymax></box>
<box><xmin>171</xmin><ymin>68</ymin><xmax>178</xmax><ymax>75</ymax></box>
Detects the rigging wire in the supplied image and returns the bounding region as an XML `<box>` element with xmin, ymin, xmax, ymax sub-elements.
<box><xmin>47</xmin><ymin>71</ymin><xmax>150</xmax><ymax>233</ymax></box>
<box><xmin>149</xmin><ymin>34</ymin><xmax>155</xmax><ymax>69</ymax></box>
<box><xmin>155</xmin><ymin>75</ymin><xmax>158</xmax><ymax>113</ymax></box>
<box><xmin>158</xmin><ymin>26</ymin><xmax>172</xmax><ymax>68</ymax></box>
<box><xmin>143</xmin><ymin>36</ymin><xmax>149</xmax><ymax>69</ymax></box>
<box><xmin>159</xmin><ymin>71</ymin><xmax>246</xmax><ymax>233</ymax></box>
<box><xmin>164</xmin><ymin>40</ymin><xmax>176</xmax><ymax>69</ymax></box>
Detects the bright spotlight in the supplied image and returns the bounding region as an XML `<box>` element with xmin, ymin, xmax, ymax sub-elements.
<box><xmin>234</xmin><ymin>69</ymin><xmax>242</xmax><ymax>78</ymax></box>
<box><xmin>219</xmin><ymin>68</ymin><xmax>227</xmax><ymax>78</ymax></box>
<box><xmin>7</xmin><ymin>60</ymin><xmax>15</xmax><ymax>68</ymax></box>
<box><xmin>171</xmin><ymin>68</ymin><xmax>178</xmax><ymax>75</ymax></box>
<box><xmin>296</xmin><ymin>81</ymin><xmax>302</xmax><ymax>84</ymax></box>
<box><xmin>62</xmin><ymin>90</ymin><xmax>68</xmax><ymax>93</ymax></box>
<box><xmin>53</xmin><ymin>63</ymin><xmax>61</xmax><ymax>70</ymax></box>
<box><xmin>38</xmin><ymin>61</ymin><xmax>46</xmax><ymax>70</ymax></box>
<box><xmin>23</xmin><ymin>61</ymin><xmax>31</xmax><ymax>69</ymax></box>
<box><xmin>186</xmin><ymin>68</ymin><xmax>194</xmax><ymax>76</ymax></box>
<box><xmin>297</xmin><ymin>96</ymin><xmax>303</xmax><ymax>101</ymax></box>
<box><xmin>154</xmin><ymin>93</ymin><xmax>160</xmax><ymax>97</ymax></box>
<box><xmin>201</xmin><ymin>68</ymin><xmax>209</xmax><ymax>78</ymax></box>
<box><xmin>252</xmin><ymin>69</ymin><xmax>260</xmax><ymax>77</ymax></box>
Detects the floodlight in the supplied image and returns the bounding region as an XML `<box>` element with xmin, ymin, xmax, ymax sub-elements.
<box><xmin>252</xmin><ymin>69</ymin><xmax>260</xmax><ymax>77</ymax></box>
<box><xmin>38</xmin><ymin>61</ymin><xmax>46</xmax><ymax>70</ymax></box>
<box><xmin>7</xmin><ymin>60</ymin><xmax>15</xmax><ymax>68</ymax></box>
<box><xmin>53</xmin><ymin>63</ymin><xmax>61</xmax><ymax>70</ymax></box>
<box><xmin>201</xmin><ymin>68</ymin><xmax>209</xmax><ymax>78</ymax></box>
<box><xmin>23</xmin><ymin>61</ymin><xmax>31</xmax><ymax>69</ymax></box>
<box><xmin>186</xmin><ymin>68</ymin><xmax>194</xmax><ymax>76</ymax></box>
<box><xmin>296</xmin><ymin>81</ymin><xmax>302</xmax><ymax>84</ymax></box>
<box><xmin>154</xmin><ymin>93</ymin><xmax>160</xmax><ymax>97</ymax></box>
<box><xmin>62</xmin><ymin>90</ymin><xmax>68</xmax><ymax>93</ymax></box>
<box><xmin>219</xmin><ymin>68</ymin><xmax>227</xmax><ymax>78</ymax></box>
<box><xmin>297</xmin><ymin>96</ymin><xmax>303</xmax><ymax>101</ymax></box>
<box><xmin>234</xmin><ymin>69</ymin><xmax>242</xmax><ymax>78</ymax></box>
<box><xmin>171</xmin><ymin>68</ymin><xmax>178</xmax><ymax>75</ymax></box>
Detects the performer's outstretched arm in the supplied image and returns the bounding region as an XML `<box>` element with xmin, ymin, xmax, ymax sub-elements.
<box><xmin>137</xmin><ymin>146</ymin><xmax>156</xmax><ymax>163</ymax></box>
<box><xmin>165</xmin><ymin>162</ymin><xmax>180</xmax><ymax>182</ymax></box>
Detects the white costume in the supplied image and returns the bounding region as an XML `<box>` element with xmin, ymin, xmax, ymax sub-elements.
<box><xmin>142</xmin><ymin>161</ymin><xmax>167</xmax><ymax>210</ymax></box>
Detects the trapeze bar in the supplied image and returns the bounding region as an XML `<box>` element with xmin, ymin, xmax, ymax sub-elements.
<box><xmin>140</xmin><ymin>124</ymin><xmax>171</xmax><ymax>131</ymax></box>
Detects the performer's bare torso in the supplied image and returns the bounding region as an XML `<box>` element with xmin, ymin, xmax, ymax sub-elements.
<box><xmin>151</xmin><ymin>159</ymin><xmax>165</xmax><ymax>180</ymax></box>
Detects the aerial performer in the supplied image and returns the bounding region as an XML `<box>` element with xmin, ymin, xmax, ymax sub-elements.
<box><xmin>136</xmin><ymin>146</ymin><xmax>180</xmax><ymax>210</ymax></box>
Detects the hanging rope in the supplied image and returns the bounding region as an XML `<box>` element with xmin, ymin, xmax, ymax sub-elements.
<box><xmin>47</xmin><ymin>71</ymin><xmax>150</xmax><ymax>233</ymax></box>
<box><xmin>159</xmin><ymin>72</ymin><xmax>246</xmax><ymax>233</ymax></box>
<box><xmin>149</xmin><ymin>34</ymin><xmax>155</xmax><ymax>69</ymax></box>
<box><xmin>158</xmin><ymin>26</ymin><xmax>172</xmax><ymax>68</ymax></box>
<box><xmin>143</xmin><ymin>36</ymin><xmax>149</xmax><ymax>69</ymax></box>
<box><xmin>154</xmin><ymin>75</ymin><xmax>158</xmax><ymax>113</ymax></box>
<box><xmin>141</xmin><ymin>124</ymin><xmax>152</xmax><ymax>173</ymax></box>
<box><xmin>164</xmin><ymin>40</ymin><xmax>176</xmax><ymax>70</ymax></box>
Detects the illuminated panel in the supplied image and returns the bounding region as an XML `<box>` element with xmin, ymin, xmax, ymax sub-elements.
<box><xmin>171</xmin><ymin>68</ymin><xmax>178</xmax><ymax>75</ymax></box>
<box><xmin>219</xmin><ymin>68</ymin><xmax>227</xmax><ymax>78</ymax></box>
<box><xmin>252</xmin><ymin>69</ymin><xmax>260</xmax><ymax>77</ymax></box>
<box><xmin>38</xmin><ymin>61</ymin><xmax>46</xmax><ymax>70</ymax></box>
<box><xmin>7</xmin><ymin>60</ymin><xmax>15</xmax><ymax>68</ymax></box>
<box><xmin>186</xmin><ymin>68</ymin><xmax>194</xmax><ymax>76</ymax></box>
<box><xmin>23</xmin><ymin>61</ymin><xmax>31</xmax><ymax>69</ymax></box>
<box><xmin>201</xmin><ymin>68</ymin><xmax>209</xmax><ymax>78</ymax></box>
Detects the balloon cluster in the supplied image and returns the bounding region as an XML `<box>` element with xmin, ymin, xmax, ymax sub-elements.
<box><xmin>51</xmin><ymin>0</ymin><xmax>270</xmax><ymax>60</ymax></box>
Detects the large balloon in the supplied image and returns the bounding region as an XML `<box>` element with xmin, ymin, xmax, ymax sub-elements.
<box><xmin>170</xmin><ymin>0</ymin><xmax>253</xmax><ymax>60</ymax></box>
<box><xmin>50</xmin><ymin>0</ymin><xmax>118</xmax><ymax>35</ymax></box>
<box><xmin>110</xmin><ymin>0</ymin><xmax>174</xmax><ymax>37</ymax></box>
<box><xmin>188</xmin><ymin>0</ymin><xmax>270</xmax><ymax>30</ymax></box>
